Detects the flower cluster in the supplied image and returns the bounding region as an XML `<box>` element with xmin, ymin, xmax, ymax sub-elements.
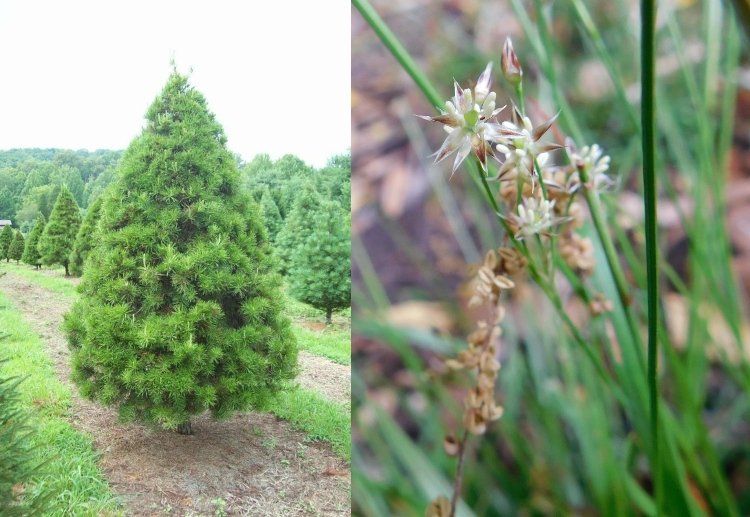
<box><xmin>422</xmin><ymin>38</ymin><xmax>617</xmax><ymax>517</ymax></box>
<box><xmin>420</xmin><ymin>40</ymin><xmax>614</xmax><ymax>250</ymax></box>
<box><xmin>417</xmin><ymin>63</ymin><xmax>505</xmax><ymax>175</ymax></box>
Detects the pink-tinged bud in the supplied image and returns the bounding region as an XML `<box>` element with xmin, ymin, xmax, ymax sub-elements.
<box><xmin>502</xmin><ymin>37</ymin><xmax>523</xmax><ymax>85</ymax></box>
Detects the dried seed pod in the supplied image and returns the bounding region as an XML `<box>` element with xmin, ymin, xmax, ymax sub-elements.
<box><xmin>443</xmin><ymin>435</ymin><xmax>460</xmax><ymax>456</ymax></box>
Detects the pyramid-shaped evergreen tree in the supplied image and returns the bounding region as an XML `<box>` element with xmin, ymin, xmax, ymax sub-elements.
<box><xmin>68</xmin><ymin>195</ymin><xmax>104</xmax><ymax>276</ymax></box>
<box><xmin>64</xmin><ymin>71</ymin><xmax>297</xmax><ymax>434</ymax></box>
<box><xmin>21</xmin><ymin>215</ymin><xmax>45</xmax><ymax>269</ymax></box>
<box><xmin>288</xmin><ymin>200</ymin><xmax>351</xmax><ymax>323</ymax></box>
<box><xmin>8</xmin><ymin>231</ymin><xmax>24</xmax><ymax>263</ymax></box>
<box><xmin>38</xmin><ymin>185</ymin><xmax>81</xmax><ymax>275</ymax></box>
<box><xmin>0</xmin><ymin>225</ymin><xmax>13</xmax><ymax>260</ymax></box>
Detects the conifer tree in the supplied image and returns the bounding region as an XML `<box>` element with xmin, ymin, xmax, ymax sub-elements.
<box><xmin>288</xmin><ymin>200</ymin><xmax>351</xmax><ymax>324</ymax></box>
<box><xmin>64</xmin><ymin>71</ymin><xmax>297</xmax><ymax>435</ymax></box>
<box><xmin>68</xmin><ymin>196</ymin><xmax>104</xmax><ymax>276</ymax></box>
<box><xmin>7</xmin><ymin>231</ymin><xmax>24</xmax><ymax>263</ymax></box>
<box><xmin>0</xmin><ymin>226</ymin><xmax>12</xmax><ymax>261</ymax></box>
<box><xmin>0</xmin><ymin>366</ymin><xmax>52</xmax><ymax>514</ymax></box>
<box><xmin>21</xmin><ymin>215</ymin><xmax>45</xmax><ymax>269</ymax></box>
<box><xmin>259</xmin><ymin>188</ymin><xmax>282</xmax><ymax>241</ymax></box>
<box><xmin>38</xmin><ymin>186</ymin><xmax>81</xmax><ymax>276</ymax></box>
<box><xmin>274</xmin><ymin>184</ymin><xmax>322</xmax><ymax>274</ymax></box>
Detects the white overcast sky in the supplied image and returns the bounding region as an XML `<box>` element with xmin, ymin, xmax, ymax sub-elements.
<box><xmin>0</xmin><ymin>1</ymin><xmax>350</xmax><ymax>168</ymax></box>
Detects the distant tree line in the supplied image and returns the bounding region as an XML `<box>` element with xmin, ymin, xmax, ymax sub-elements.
<box><xmin>0</xmin><ymin>145</ymin><xmax>351</xmax><ymax>323</ymax></box>
<box><xmin>0</xmin><ymin>149</ymin><xmax>122</xmax><ymax>233</ymax></box>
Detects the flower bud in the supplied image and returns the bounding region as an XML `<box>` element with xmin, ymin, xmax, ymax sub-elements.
<box><xmin>502</xmin><ymin>37</ymin><xmax>523</xmax><ymax>85</ymax></box>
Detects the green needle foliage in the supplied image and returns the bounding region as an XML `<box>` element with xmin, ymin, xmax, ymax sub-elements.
<box><xmin>38</xmin><ymin>186</ymin><xmax>81</xmax><ymax>276</ymax></box>
<box><xmin>275</xmin><ymin>184</ymin><xmax>322</xmax><ymax>274</ymax></box>
<box><xmin>63</xmin><ymin>71</ymin><xmax>298</xmax><ymax>435</ymax></box>
<box><xmin>68</xmin><ymin>195</ymin><xmax>104</xmax><ymax>277</ymax></box>
<box><xmin>289</xmin><ymin>200</ymin><xmax>351</xmax><ymax>324</ymax></box>
<box><xmin>21</xmin><ymin>215</ymin><xmax>45</xmax><ymax>269</ymax></box>
<box><xmin>0</xmin><ymin>366</ymin><xmax>50</xmax><ymax>515</ymax></box>
<box><xmin>7</xmin><ymin>232</ymin><xmax>24</xmax><ymax>263</ymax></box>
<box><xmin>0</xmin><ymin>225</ymin><xmax>13</xmax><ymax>261</ymax></box>
<box><xmin>258</xmin><ymin>187</ymin><xmax>282</xmax><ymax>241</ymax></box>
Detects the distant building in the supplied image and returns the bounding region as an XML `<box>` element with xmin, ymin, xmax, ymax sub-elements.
<box><xmin>0</xmin><ymin>220</ymin><xmax>10</xmax><ymax>229</ymax></box>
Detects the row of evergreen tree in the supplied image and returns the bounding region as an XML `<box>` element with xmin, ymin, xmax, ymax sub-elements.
<box><xmin>0</xmin><ymin>147</ymin><xmax>351</xmax><ymax>322</ymax></box>
<box><xmin>0</xmin><ymin>148</ymin><xmax>349</xmax><ymax>235</ymax></box>
<box><xmin>0</xmin><ymin>149</ymin><xmax>121</xmax><ymax>233</ymax></box>
<box><xmin>0</xmin><ymin>159</ymin><xmax>351</xmax><ymax>322</ymax></box>
<box><xmin>0</xmin><ymin>186</ymin><xmax>96</xmax><ymax>276</ymax></box>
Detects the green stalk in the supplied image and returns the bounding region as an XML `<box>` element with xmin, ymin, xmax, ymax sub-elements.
<box><xmin>640</xmin><ymin>0</ymin><xmax>660</xmax><ymax>511</ymax></box>
<box><xmin>351</xmin><ymin>0</ymin><xmax>443</xmax><ymax>109</ymax></box>
<box><xmin>577</xmin><ymin>172</ymin><xmax>646</xmax><ymax>374</ymax></box>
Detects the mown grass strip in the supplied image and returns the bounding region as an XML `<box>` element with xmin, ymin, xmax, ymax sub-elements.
<box><xmin>2</xmin><ymin>267</ymin><xmax>351</xmax><ymax>461</ymax></box>
<box><xmin>268</xmin><ymin>387</ymin><xmax>351</xmax><ymax>461</ymax></box>
<box><xmin>293</xmin><ymin>325</ymin><xmax>351</xmax><ymax>365</ymax></box>
<box><xmin>0</xmin><ymin>291</ymin><xmax>121</xmax><ymax>516</ymax></box>
<box><xmin>1</xmin><ymin>264</ymin><xmax>77</xmax><ymax>298</ymax></box>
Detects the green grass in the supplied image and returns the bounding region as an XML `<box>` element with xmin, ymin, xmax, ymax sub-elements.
<box><xmin>0</xmin><ymin>291</ymin><xmax>121</xmax><ymax>516</ymax></box>
<box><xmin>293</xmin><ymin>325</ymin><xmax>351</xmax><ymax>365</ymax></box>
<box><xmin>281</xmin><ymin>286</ymin><xmax>352</xmax><ymax>365</ymax></box>
<box><xmin>268</xmin><ymin>386</ymin><xmax>351</xmax><ymax>461</ymax></box>
<box><xmin>0</xmin><ymin>263</ymin><xmax>77</xmax><ymax>298</ymax></box>
<box><xmin>353</xmin><ymin>1</ymin><xmax>746</xmax><ymax>515</ymax></box>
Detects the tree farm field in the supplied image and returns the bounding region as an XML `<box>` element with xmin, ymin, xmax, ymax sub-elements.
<box><xmin>0</xmin><ymin>262</ymin><xmax>351</xmax><ymax>515</ymax></box>
<box><xmin>0</xmin><ymin>71</ymin><xmax>351</xmax><ymax>515</ymax></box>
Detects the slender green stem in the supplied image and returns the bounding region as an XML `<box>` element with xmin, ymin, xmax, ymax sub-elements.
<box><xmin>515</xmin><ymin>81</ymin><xmax>526</xmax><ymax>116</ymax></box>
<box><xmin>640</xmin><ymin>0</ymin><xmax>661</xmax><ymax>512</ymax></box>
<box><xmin>352</xmin><ymin>0</ymin><xmax>443</xmax><ymax>109</ymax></box>
<box><xmin>579</xmin><ymin>185</ymin><xmax>630</xmax><ymax>307</ymax></box>
<box><xmin>577</xmin><ymin>176</ymin><xmax>646</xmax><ymax>374</ymax></box>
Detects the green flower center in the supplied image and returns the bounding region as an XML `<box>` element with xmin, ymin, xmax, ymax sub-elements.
<box><xmin>464</xmin><ymin>109</ymin><xmax>479</xmax><ymax>128</ymax></box>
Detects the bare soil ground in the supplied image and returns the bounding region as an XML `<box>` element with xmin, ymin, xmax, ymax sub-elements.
<box><xmin>297</xmin><ymin>352</ymin><xmax>350</xmax><ymax>405</ymax></box>
<box><xmin>0</xmin><ymin>272</ymin><xmax>350</xmax><ymax>516</ymax></box>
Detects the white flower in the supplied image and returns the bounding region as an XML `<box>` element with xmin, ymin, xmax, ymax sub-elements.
<box><xmin>492</xmin><ymin>106</ymin><xmax>561</xmax><ymax>183</ymax></box>
<box><xmin>511</xmin><ymin>197</ymin><xmax>563</xmax><ymax>239</ymax></box>
<box><xmin>566</xmin><ymin>139</ymin><xmax>614</xmax><ymax>192</ymax></box>
<box><xmin>418</xmin><ymin>63</ymin><xmax>505</xmax><ymax>174</ymax></box>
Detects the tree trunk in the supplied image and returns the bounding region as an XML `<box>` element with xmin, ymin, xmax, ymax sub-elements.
<box><xmin>64</xmin><ymin>262</ymin><xmax>69</xmax><ymax>277</ymax></box>
<box><xmin>177</xmin><ymin>420</ymin><xmax>193</xmax><ymax>435</ymax></box>
<box><xmin>326</xmin><ymin>308</ymin><xmax>333</xmax><ymax>325</ymax></box>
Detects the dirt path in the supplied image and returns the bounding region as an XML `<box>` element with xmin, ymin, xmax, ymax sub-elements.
<box><xmin>297</xmin><ymin>352</ymin><xmax>350</xmax><ymax>404</ymax></box>
<box><xmin>0</xmin><ymin>273</ymin><xmax>350</xmax><ymax>516</ymax></box>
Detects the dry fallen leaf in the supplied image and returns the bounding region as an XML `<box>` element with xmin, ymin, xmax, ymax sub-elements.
<box><xmin>384</xmin><ymin>300</ymin><xmax>455</xmax><ymax>335</ymax></box>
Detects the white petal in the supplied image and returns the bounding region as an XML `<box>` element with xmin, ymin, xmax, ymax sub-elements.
<box><xmin>475</xmin><ymin>62</ymin><xmax>493</xmax><ymax>104</ymax></box>
<box><xmin>452</xmin><ymin>138</ymin><xmax>473</xmax><ymax>173</ymax></box>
